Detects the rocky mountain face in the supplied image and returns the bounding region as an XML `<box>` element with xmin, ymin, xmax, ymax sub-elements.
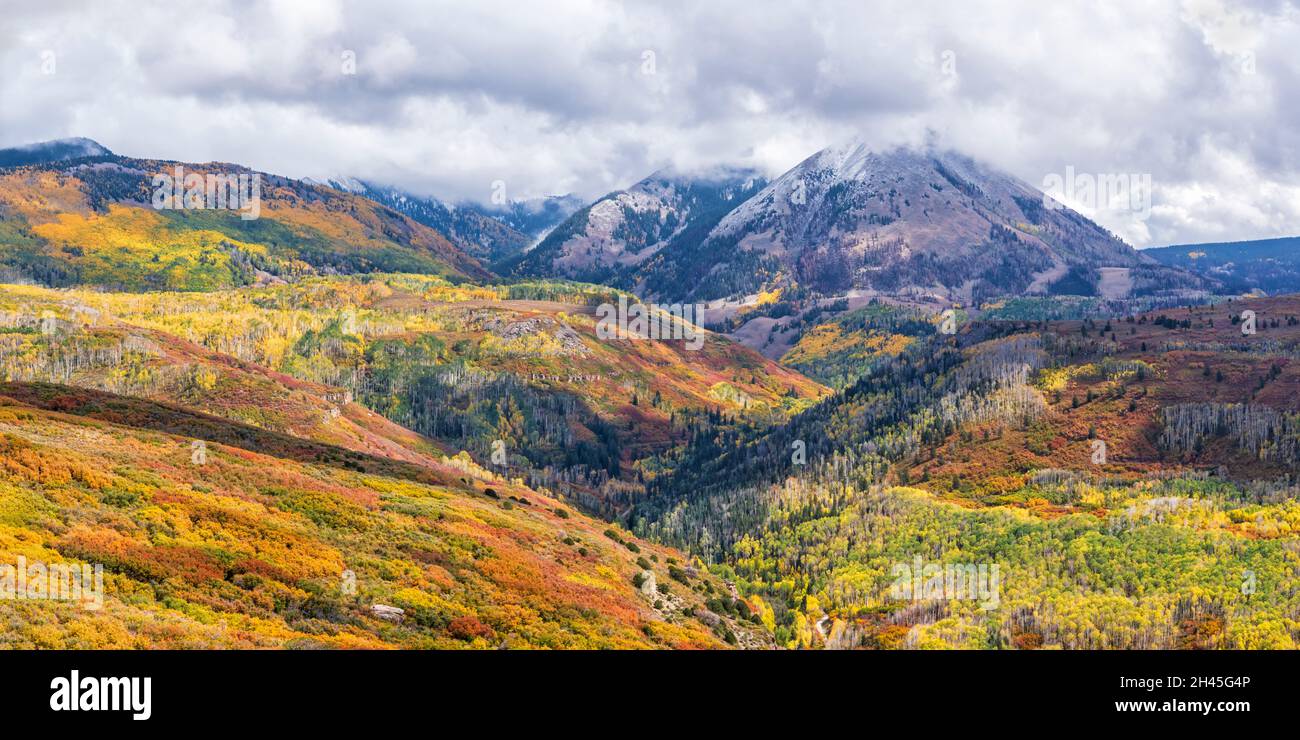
<box><xmin>315</xmin><ymin>178</ymin><xmax>537</xmax><ymax>264</ymax></box>
<box><xmin>505</xmin><ymin>141</ymin><xmax>1206</xmax><ymax>307</ymax></box>
<box><xmin>502</xmin><ymin>167</ymin><xmax>767</xmax><ymax>288</ymax></box>
<box><xmin>684</xmin><ymin>141</ymin><xmax>1161</xmax><ymax>304</ymax></box>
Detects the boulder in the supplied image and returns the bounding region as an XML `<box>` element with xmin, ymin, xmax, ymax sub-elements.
<box><xmin>371</xmin><ymin>604</ymin><xmax>405</xmax><ymax>622</ymax></box>
<box><xmin>695</xmin><ymin>609</ymin><xmax>721</xmax><ymax>627</ymax></box>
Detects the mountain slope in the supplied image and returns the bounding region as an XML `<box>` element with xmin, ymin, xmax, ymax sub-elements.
<box><xmin>0</xmin><ymin>279</ymin><xmax>774</xmax><ymax>648</ymax></box>
<box><xmin>310</xmin><ymin>178</ymin><xmax>543</xmax><ymax>264</ymax></box>
<box><xmin>0</xmin><ymin>381</ymin><xmax>762</xmax><ymax>648</ymax></box>
<box><xmin>678</xmin><ymin>142</ymin><xmax>1167</xmax><ymax>304</ymax></box>
<box><xmin>0</xmin><ymin>142</ymin><xmax>491</xmax><ymax>289</ymax></box>
<box><xmin>0</xmin><ymin>137</ymin><xmax>113</xmax><ymax>168</ymax></box>
<box><xmin>0</xmin><ymin>276</ymin><xmax>827</xmax><ymax>517</ymax></box>
<box><xmin>502</xmin><ymin>167</ymin><xmax>767</xmax><ymax>288</ymax></box>
<box><xmin>633</xmin><ymin>297</ymin><xmax>1300</xmax><ymax>649</ymax></box>
<box><xmin>1145</xmin><ymin>235</ymin><xmax>1300</xmax><ymax>295</ymax></box>
<box><xmin>0</xmin><ymin>281</ymin><xmax>451</xmax><ymax>468</ymax></box>
<box><xmin>478</xmin><ymin>193</ymin><xmax>585</xmax><ymax>243</ymax></box>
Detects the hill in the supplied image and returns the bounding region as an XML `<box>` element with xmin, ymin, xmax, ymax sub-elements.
<box><xmin>0</xmin><ymin>276</ymin><xmax>827</xmax><ymax>517</ymax></box>
<box><xmin>0</xmin><ymin>137</ymin><xmax>113</xmax><ymax>168</ymax></box>
<box><xmin>502</xmin><ymin>167</ymin><xmax>767</xmax><ymax>287</ymax></box>
<box><xmin>0</xmin><ymin>381</ymin><xmax>764</xmax><ymax>648</ymax></box>
<box><xmin>0</xmin><ymin>142</ymin><xmax>491</xmax><ymax>289</ymax></box>
<box><xmin>309</xmin><ymin>176</ymin><xmax>553</xmax><ymax>264</ymax></box>
<box><xmin>631</xmin><ymin>294</ymin><xmax>1300</xmax><ymax>648</ymax></box>
<box><xmin>1145</xmin><ymin>236</ymin><xmax>1300</xmax><ymax>296</ymax></box>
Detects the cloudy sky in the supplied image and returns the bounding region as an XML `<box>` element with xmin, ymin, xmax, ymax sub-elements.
<box><xmin>2</xmin><ymin>0</ymin><xmax>1299</xmax><ymax>247</ymax></box>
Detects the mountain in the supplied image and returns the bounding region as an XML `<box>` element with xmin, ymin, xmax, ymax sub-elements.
<box><xmin>672</xmin><ymin>141</ymin><xmax>1191</xmax><ymax>305</ymax></box>
<box><xmin>634</xmin><ymin>294</ymin><xmax>1300</xmax><ymax>648</ymax></box>
<box><xmin>0</xmin><ymin>137</ymin><xmax>112</xmax><ymax>167</ymax></box>
<box><xmin>0</xmin><ymin>381</ymin><xmax>761</xmax><ymax>648</ymax></box>
<box><xmin>7</xmin><ymin>134</ymin><xmax>1295</xmax><ymax>652</ymax></box>
<box><xmin>1144</xmin><ymin>235</ymin><xmax>1300</xmax><ymax>295</ymax></box>
<box><xmin>500</xmin><ymin>140</ymin><xmax>1207</xmax><ymax>328</ymax></box>
<box><xmin>311</xmin><ymin>177</ymin><xmax>536</xmax><ymax>264</ymax></box>
<box><xmin>474</xmin><ymin>193</ymin><xmax>585</xmax><ymax>243</ymax></box>
<box><xmin>0</xmin><ymin>273</ymin><xmax>826</xmax><ymax>516</ymax></box>
<box><xmin>502</xmin><ymin>167</ymin><xmax>767</xmax><ymax>288</ymax></box>
<box><xmin>0</xmin><ymin>282</ymin><xmax>774</xmax><ymax>648</ymax></box>
<box><xmin>0</xmin><ymin>142</ymin><xmax>491</xmax><ymax>290</ymax></box>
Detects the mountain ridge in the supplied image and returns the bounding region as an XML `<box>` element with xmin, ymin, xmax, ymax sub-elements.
<box><xmin>502</xmin><ymin>166</ymin><xmax>768</xmax><ymax>288</ymax></box>
<box><xmin>1145</xmin><ymin>235</ymin><xmax>1300</xmax><ymax>296</ymax></box>
<box><xmin>507</xmin><ymin>140</ymin><xmax>1210</xmax><ymax>309</ymax></box>
<box><xmin>306</xmin><ymin>177</ymin><xmax>534</xmax><ymax>264</ymax></box>
<box><xmin>0</xmin><ymin>137</ymin><xmax>113</xmax><ymax>168</ymax></box>
<box><xmin>0</xmin><ymin>145</ymin><xmax>492</xmax><ymax>289</ymax></box>
<box><xmin>691</xmin><ymin>141</ymin><xmax>1158</xmax><ymax>303</ymax></box>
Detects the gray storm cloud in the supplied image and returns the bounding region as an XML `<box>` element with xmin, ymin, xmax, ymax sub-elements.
<box><xmin>1</xmin><ymin>0</ymin><xmax>1299</xmax><ymax>246</ymax></box>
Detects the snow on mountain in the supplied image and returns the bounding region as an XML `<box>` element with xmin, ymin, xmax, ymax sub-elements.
<box><xmin>682</xmin><ymin>140</ymin><xmax>1168</xmax><ymax>304</ymax></box>
<box><xmin>503</xmin><ymin>166</ymin><xmax>767</xmax><ymax>285</ymax></box>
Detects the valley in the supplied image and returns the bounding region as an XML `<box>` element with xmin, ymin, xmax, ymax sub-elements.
<box><xmin>1</xmin><ymin>137</ymin><xmax>1299</xmax><ymax>650</ymax></box>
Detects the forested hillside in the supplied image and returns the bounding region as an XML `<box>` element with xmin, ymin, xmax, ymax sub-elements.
<box><xmin>0</xmin><ymin>279</ymin><xmax>785</xmax><ymax>648</ymax></box>
<box><xmin>0</xmin><ymin>276</ymin><xmax>825</xmax><ymax>518</ymax></box>
<box><xmin>0</xmin><ymin>382</ymin><xmax>764</xmax><ymax>648</ymax></box>
<box><xmin>631</xmin><ymin>295</ymin><xmax>1300</xmax><ymax>648</ymax></box>
<box><xmin>1145</xmin><ymin>236</ymin><xmax>1300</xmax><ymax>296</ymax></box>
<box><xmin>0</xmin><ymin>153</ymin><xmax>490</xmax><ymax>289</ymax></box>
<box><xmin>1</xmin><ymin>137</ymin><xmax>1297</xmax><ymax>652</ymax></box>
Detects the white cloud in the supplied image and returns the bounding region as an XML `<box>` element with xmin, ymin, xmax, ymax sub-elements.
<box><xmin>1</xmin><ymin>0</ymin><xmax>1299</xmax><ymax>246</ymax></box>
